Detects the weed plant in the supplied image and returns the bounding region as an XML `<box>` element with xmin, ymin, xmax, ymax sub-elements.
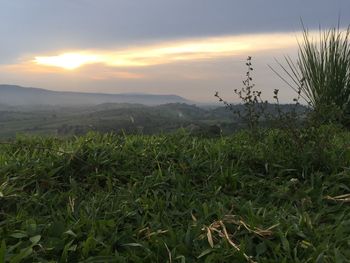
<box><xmin>215</xmin><ymin>56</ymin><xmax>268</xmax><ymax>136</ymax></box>
<box><xmin>215</xmin><ymin>56</ymin><xmax>307</xmax><ymax>147</ymax></box>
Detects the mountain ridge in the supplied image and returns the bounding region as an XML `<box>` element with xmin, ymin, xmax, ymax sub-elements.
<box><xmin>0</xmin><ymin>84</ymin><xmax>192</xmax><ymax>106</ymax></box>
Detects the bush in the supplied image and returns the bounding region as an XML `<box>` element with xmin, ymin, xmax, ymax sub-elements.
<box><xmin>274</xmin><ymin>24</ymin><xmax>350</xmax><ymax>126</ymax></box>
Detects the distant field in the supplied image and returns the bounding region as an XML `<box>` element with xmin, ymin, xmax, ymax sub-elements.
<box><xmin>0</xmin><ymin>103</ymin><xmax>230</xmax><ymax>138</ymax></box>
<box><xmin>0</xmin><ymin>103</ymin><xmax>306</xmax><ymax>138</ymax></box>
<box><xmin>1</xmin><ymin>126</ymin><xmax>349</xmax><ymax>262</ymax></box>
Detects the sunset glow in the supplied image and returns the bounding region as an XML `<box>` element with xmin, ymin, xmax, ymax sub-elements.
<box><xmin>34</xmin><ymin>53</ymin><xmax>100</xmax><ymax>70</ymax></box>
<box><xmin>31</xmin><ymin>32</ymin><xmax>300</xmax><ymax>70</ymax></box>
<box><xmin>1</xmin><ymin>0</ymin><xmax>348</xmax><ymax>102</ymax></box>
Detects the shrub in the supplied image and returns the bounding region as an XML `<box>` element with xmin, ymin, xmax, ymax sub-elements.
<box><xmin>215</xmin><ymin>56</ymin><xmax>268</xmax><ymax>135</ymax></box>
<box><xmin>273</xmin><ymin>24</ymin><xmax>350</xmax><ymax>126</ymax></box>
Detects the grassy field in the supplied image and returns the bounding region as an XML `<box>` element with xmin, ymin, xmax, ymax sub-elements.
<box><xmin>1</xmin><ymin>126</ymin><xmax>350</xmax><ymax>262</ymax></box>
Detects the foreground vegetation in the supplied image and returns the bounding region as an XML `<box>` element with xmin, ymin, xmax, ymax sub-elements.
<box><xmin>1</xmin><ymin>125</ymin><xmax>350</xmax><ymax>262</ymax></box>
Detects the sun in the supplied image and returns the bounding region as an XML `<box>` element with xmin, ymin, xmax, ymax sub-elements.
<box><xmin>34</xmin><ymin>53</ymin><xmax>100</xmax><ymax>70</ymax></box>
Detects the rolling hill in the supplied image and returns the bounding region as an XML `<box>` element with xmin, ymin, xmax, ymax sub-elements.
<box><xmin>0</xmin><ymin>84</ymin><xmax>191</xmax><ymax>106</ymax></box>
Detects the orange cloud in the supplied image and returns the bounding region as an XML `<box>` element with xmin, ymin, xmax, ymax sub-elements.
<box><xmin>34</xmin><ymin>53</ymin><xmax>99</xmax><ymax>70</ymax></box>
<box><xmin>5</xmin><ymin>30</ymin><xmax>333</xmax><ymax>75</ymax></box>
<box><xmin>29</xmin><ymin>32</ymin><xmax>305</xmax><ymax>71</ymax></box>
<box><xmin>1</xmin><ymin>63</ymin><xmax>64</xmax><ymax>74</ymax></box>
<box><xmin>89</xmin><ymin>71</ymin><xmax>145</xmax><ymax>80</ymax></box>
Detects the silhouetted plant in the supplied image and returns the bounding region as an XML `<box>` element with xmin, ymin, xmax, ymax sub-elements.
<box><xmin>271</xmin><ymin>84</ymin><xmax>306</xmax><ymax>148</ymax></box>
<box><xmin>215</xmin><ymin>56</ymin><xmax>308</xmax><ymax>148</ymax></box>
<box><xmin>215</xmin><ymin>56</ymin><xmax>267</xmax><ymax>134</ymax></box>
<box><xmin>271</xmin><ymin>24</ymin><xmax>350</xmax><ymax>126</ymax></box>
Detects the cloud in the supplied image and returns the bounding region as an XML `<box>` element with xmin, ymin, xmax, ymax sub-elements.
<box><xmin>1</xmin><ymin>0</ymin><xmax>348</xmax><ymax>65</ymax></box>
<box><xmin>87</xmin><ymin>70</ymin><xmax>145</xmax><ymax>80</ymax></box>
<box><xmin>27</xmin><ymin>32</ymin><xmax>305</xmax><ymax>71</ymax></box>
<box><xmin>1</xmin><ymin>62</ymin><xmax>145</xmax><ymax>81</ymax></box>
<box><xmin>34</xmin><ymin>53</ymin><xmax>100</xmax><ymax>70</ymax></box>
<box><xmin>3</xmin><ymin>29</ymin><xmax>348</xmax><ymax>103</ymax></box>
<box><xmin>1</xmin><ymin>63</ymin><xmax>62</xmax><ymax>74</ymax></box>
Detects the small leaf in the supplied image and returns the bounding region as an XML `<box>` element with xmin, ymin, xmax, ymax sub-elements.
<box><xmin>334</xmin><ymin>248</ymin><xmax>345</xmax><ymax>263</ymax></box>
<box><xmin>315</xmin><ymin>252</ymin><xmax>324</xmax><ymax>263</ymax></box>
<box><xmin>9</xmin><ymin>247</ymin><xmax>33</xmax><ymax>263</ymax></box>
<box><xmin>197</xmin><ymin>248</ymin><xmax>214</xmax><ymax>259</ymax></box>
<box><xmin>68</xmin><ymin>244</ymin><xmax>77</xmax><ymax>252</ymax></box>
<box><xmin>122</xmin><ymin>243</ymin><xmax>144</xmax><ymax>248</ymax></box>
<box><xmin>175</xmin><ymin>255</ymin><xmax>186</xmax><ymax>263</ymax></box>
<box><xmin>48</xmin><ymin>221</ymin><xmax>65</xmax><ymax>237</ymax></box>
<box><xmin>256</xmin><ymin>242</ymin><xmax>267</xmax><ymax>255</ymax></box>
<box><xmin>280</xmin><ymin>233</ymin><xmax>290</xmax><ymax>255</ymax></box>
<box><xmin>10</xmin><ymin>232</ymin><xmax>27</xmax><ymax>239</ymax></box>
<box><xmin>29</xmin><ymin>235</ymin><xmax>41</xmax><ymax>245</ymax></box>
<box><xmin>82</xmin><ymin>236</ymin><xmax>96</xmax><ymax>257</ymax></box>
<box><xmin>206</xmin><ymin>228</ymin><xmax>214</xmax><ymax>248</ymax></box>
<box><xmin>0</xmin><ymin>240</ymin><xmax>6</xmax><ymax>263</ymax></box>
<box><xmin>64</xmin><ymin>230</ymin><xmax>77</xmax><ymax>237</ymax></box>
<box><xmin>61</xmin><ymin>240</ymin><xmax>74</xmax><ymax>262</ymax></box>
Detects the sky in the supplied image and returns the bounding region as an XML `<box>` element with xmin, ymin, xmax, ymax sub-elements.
<box><xmin>0</xmin><ymin>0</ymin><xmax>349</xmax><ymax>103</ymax></box>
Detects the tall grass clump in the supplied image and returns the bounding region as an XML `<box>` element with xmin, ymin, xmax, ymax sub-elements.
<box><xmin>274</xmin><ymin>24</ymin><xmax>350</xmax><ymax>126</ymax></box>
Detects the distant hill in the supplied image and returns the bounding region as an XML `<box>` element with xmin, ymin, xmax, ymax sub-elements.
<box><xmin>0</xmin><ymin>85</ymin><xmax>191</xmax><ymax>106</ymax></box>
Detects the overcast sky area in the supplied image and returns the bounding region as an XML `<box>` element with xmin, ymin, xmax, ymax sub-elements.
<box><xmin>0</xmin><ymin>0</ymin><xmax>349</xmax><ymax>102</ymax></box>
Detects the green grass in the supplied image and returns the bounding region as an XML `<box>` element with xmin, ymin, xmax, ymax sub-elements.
<box><xmin>1</xmin><ymin>126</ymin><xmax>350</xmax><ymax>262</ymax></box>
